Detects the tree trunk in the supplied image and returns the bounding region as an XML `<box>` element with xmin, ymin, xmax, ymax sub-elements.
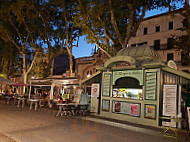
<box><xmin>185</xmin><ymin>0</ymin><xmax>189</xmax><ymax>8</ymax></box>
<box><xmin>23</xmin><ymin>72</ymin><xmax>27</xmax><ymax>95</ymax></box>
<box><xmin>66</xmin><ymin>45</ymin><xmax>73</xmax><ymax>77</ymax></box>
<box><xmin>22</xmin><ymin>54</ymin><xmax>27</xmax><ymax>94</ymax></box>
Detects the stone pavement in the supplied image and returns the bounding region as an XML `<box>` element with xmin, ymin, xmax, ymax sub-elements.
<box><xmin>0</xmin><ymin>131</ymin><xmax>19</xmax><ymax>142</ymax></box>
<box><xmin>0</xmin><ymin>100</ymin><xmax>187</xmax><ymax>142</ymax></box>
<box><xmin>80</xmin><ymin>115</ymin><xmax>188</xmax><ymax>140</ymax></box>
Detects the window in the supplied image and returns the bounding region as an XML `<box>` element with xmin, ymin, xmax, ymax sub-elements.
<box><xmin>87</xmin><ymin>70</ymin><xmax>92</xmax><ymax>77</ymax></box>
<box><xmin>182</xmin><ymin>70</ymin><xmax>189</xmax><ymax>73</ymax></box>
<box><xmin>144</xmin><ymin>27</ymin><xmax>148</xmax><ymax>35</ymax></box>
<box><xmin>137</xmin><ymin>42</ymin><xmax>147</xmax><ymax>46</ymax></box>
<box><xmin>169</xmin><ymin>22</ymin><xmax>173</xmax><ymax>30</ymax></box>
<box><xmin>131</xmin><ymin>44</ymin><xmax>136</xmax><ymax>47</ymax></box>
<box><xmin>181</xmin><ymin>53</ymin><xmax>188</xmax><ymax>65</ymax></box>
<box><xmin>132</xmin><ymin>32</ymin><xmax>136</xmax><ymax>37</ymax></box>
<box><xmin>183</xmin><ymin>19</ymin><xmax>188</xmax><ymax>27</ymax></box>
<box><xmin>167</xmin><ymin>38</ymin><xmax>174</xmax><ymax>49</ymax></box>
<box><xmin>155</xmin><ymin>25</ymin><xmax>160</xmax><ymax>32</ymax></box>
<box><xmin>154</xmin><ymin>40</ymin><xmax>160</xmax><ymax>50</ymax></box>
<box><xmin>113</xmin><ymin>77</ymin><xmax>143</xmax><ymax>100</ymax></box>
<box><xmin>167</xmin><ymin>53</ymin><xmax>174</xmax><ymax>61</ymax></box>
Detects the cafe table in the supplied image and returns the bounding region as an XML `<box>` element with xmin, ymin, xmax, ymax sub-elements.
<box><xmin>28</xmin><ymin>99</ymin><xmax>40</xmax><ymax>111</ymax></box>
<box><xmin>56</xmin><ymin>103</ymin><xmax>75</xmax><ymax>117</ymax></box>
<box><xmin>4</xmin><ymin>95</ymin><xmax>15</xmax><ymax>105</ymax></box>
<box><xmin>16</xmin><ymin>97</ymin><xmax>26</xmax><ymax>108</ymax></box>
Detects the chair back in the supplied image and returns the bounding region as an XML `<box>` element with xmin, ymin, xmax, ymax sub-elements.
<box><xmin>72</xmin><ymin>95</ymin><xmax>80</xmax><ymax>104</ymax></box>
<box><xmin>79</xmin><ymin>95</ymin><xmax>90</xmax><ymax>104</ymax></box>
<box><xmin>62</xmin><ymin>94</ymin><xmax>67</xmax><ymax>99</ymax></box>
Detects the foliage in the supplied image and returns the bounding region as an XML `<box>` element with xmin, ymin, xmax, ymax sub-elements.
<box><xmin>0</xmin><ymin>37</ymin><xmax>21</xmax><ymax>78</ymax></box>
<box><xmin>75</xmin><ymin>0</ymin><xmax>184</xmax><ymax>57</ymax></box>
<box><xmin>52</xmin><ymin>0</ymin><xmax>81</xmax><ymax>75</ymax></box>
<box><xmin>0</xmin><ymin>0</ymin><xmax>45</xmax><ymax>85</ymax></box>
<box><xmin>174</xmin><ymin>5</ymin><xmax>190</xmax><ymax>65</ymax></box>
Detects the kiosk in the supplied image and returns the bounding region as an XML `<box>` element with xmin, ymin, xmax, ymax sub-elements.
<box><xmin>97</xmin><ymin>45</ymin><xmax>190</xmax><ymax>128</ymax></box>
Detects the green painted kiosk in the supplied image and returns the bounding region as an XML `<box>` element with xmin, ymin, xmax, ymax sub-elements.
<box><xmin>98</xmin><ymin>45</ymin><xmax>190</xmax><ymax>129</ymax></box>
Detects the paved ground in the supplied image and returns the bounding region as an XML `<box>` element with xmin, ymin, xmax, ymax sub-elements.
<box><xmin>0</xmin><ymin>100</ymin><xmax>184</xmax><ymax>142</ymax></box>
<box><xmin>0</xmin><ymin>131</ymin><xmax>19</xmax><ymax>142</ymax></box>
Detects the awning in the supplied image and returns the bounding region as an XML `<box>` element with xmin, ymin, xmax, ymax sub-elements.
<box><xmin>161</xmin><ymin>66</ymin><xmax>190</xmax><ymax>80</ymax></box>
<box><xmin>12</xmin><ymin>82</ymin><xmax>29</xmax><ymax>86</ymax></box>
<box><xmin>0</xmin><ymin>77</ymin><xmax>15</xmax><ymax>85</ymax></box>
<box><xmin>81</xmin><ymin>71</ymin><xmax>102</xmax><ymax>85</ymax></box>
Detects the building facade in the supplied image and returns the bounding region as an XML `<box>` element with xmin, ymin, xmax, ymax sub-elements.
<box><xmin>75</xmin><ymin>49</ymin><xmax>108</xmax><ymax>80</ymax></box>
<box><xmin>128</xmin><ymin>9</ymin><xmax>190</xmax><ymax>73</ymax></box>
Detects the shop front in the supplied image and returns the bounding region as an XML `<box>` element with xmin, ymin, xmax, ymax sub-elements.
<box><xmin>98</xmin><ymin>45</ymin><xmax>190</xmax><ymax>128</ymax></box>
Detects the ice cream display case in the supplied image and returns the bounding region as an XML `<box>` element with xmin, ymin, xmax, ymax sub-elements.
<box><xmin>113</xmin><ymin>88</ymin><xmax>142</xmax><ymax>100</ymax></box>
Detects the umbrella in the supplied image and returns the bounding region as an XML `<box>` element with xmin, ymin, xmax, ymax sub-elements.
<box><xmin>12</xmin><ymin>82</ymin><xmax>29</xmax><ymax>86</ymax></box>
<box><xmin>0</xmin><ymin>77</ymin><xmax>15</xmax><ymax>85</ymax></box>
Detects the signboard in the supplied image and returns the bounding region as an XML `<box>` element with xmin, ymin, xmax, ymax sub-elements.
<box><xmin>145</xmin><ymin>72</ymin><xmax>157</xmax><ymax>100</ymax></box>
<box><xmin>113</xmin><ymin>70</ymin><xmax>143</xmax><ymax>85</ymax></box>
<box><xmin>91</xmin><ymin>84</ymin><xmax>100</xmax><ymax>98</ymax></box>
<box><xmin>112</xmin><ymin>61</ymin><xmax>135</xmax><ymax>69</ymax></box>
<box><xmin>112</xmin><ymin>101</ymin><xmax>141</xmax><ymax>117</ymax></box>
<box><xmin>102</xmin><ymin>100</ymin><xmax>110</xmax><ymax>112</ymax></box>
<box><xmin>91</xmin><ymin>84</ymin><xmax>100</xmax><ymax>113</ymax></box>
<box><xmin>76</xmin><ymin>88</ymin><xmax>83</xmax><ymax>95</ymax></box>
<box><xmin>187</xmin><ymin>107</ymin><xmax>190</xmax><ymax>130</ymax></box>
<box><xmin>145</xmin><ymin>104</ymin><xmax>156</xmax><ymax>119</ymax></box>
<box><xmin>163</xmin><ymin>85</ymin><xmax>177</xmax><ymax>116</ymax></box>
<box><xmin>102</xmin><ymin>73</ymin><xmax>111</xmax><ymax>97</ymax></box>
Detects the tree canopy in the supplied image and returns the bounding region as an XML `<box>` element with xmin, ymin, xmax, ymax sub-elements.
<box><xmin>75</xmin><ymin>0</ymin><xmax>183</xmax><ymax>57</ymax></box>
<box><xmin>0</xmin><ymin>0</ymin><xmax>186</xmax><ymax>81</ymax></box>
<box><xmin>174</xmin><ymin>5</ymin><xmax>190</xmax><ymax>65</ymax></box>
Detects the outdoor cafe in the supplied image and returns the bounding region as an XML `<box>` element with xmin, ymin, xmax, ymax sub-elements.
<box><xmin>0</xmin><ymin>77</ymin><xmax>29</xmax><ymax>108</ymax></box>
<box><xmin>28</xmin><ymin>76</ymin><xmax>91</xmax><ymax>115</ymax></box>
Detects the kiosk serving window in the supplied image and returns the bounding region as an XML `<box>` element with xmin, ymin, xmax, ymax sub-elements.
<box><xmin>113</xmin><ymin>77</ymin><xmax>143</xmax><ymax>100</ymax></box>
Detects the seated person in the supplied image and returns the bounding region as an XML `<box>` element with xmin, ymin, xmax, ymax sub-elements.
<box><xmin>5</xmin><ymin>90</ymin><xmax>9</xmax><ymax>95</ymax></box>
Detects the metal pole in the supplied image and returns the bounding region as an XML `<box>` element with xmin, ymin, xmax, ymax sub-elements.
<box><xmin>50</xmin><ymin>83</ymin><xmax>54</xmax><ymax>100</ymax></box>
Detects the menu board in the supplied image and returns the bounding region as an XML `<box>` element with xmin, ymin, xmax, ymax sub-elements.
<box><xmin>163</xmin><ymin>85</ymin><xmax>177</xmax><ymax>116</ymax></box>
<box><xmin>145</xmin><ymin>72</ymin><xmax>157</xmax><ymax>100</ymax></box>
<box><xmin>102</xmin><ymin>100</ymin><xmax>110</xmax><ymax>112</ymax></box>
<box><xmin>113</xmin><ymin>70</ymin><xmax>143</xmax><ymax>85</ymax></box>
<box><xmin>112</xmin><ymin>101</ymin><xmax>140</xmax><ymax>117</ymax></box>
<box><xmin>102</xmin><ymin>73</ymin><xmax>111</xmax><ymax>96</ymax></box>
<box><xmin>145</xmin><ymin>104</ymin><xmax>156</xmax><ymax>119</ymax></box>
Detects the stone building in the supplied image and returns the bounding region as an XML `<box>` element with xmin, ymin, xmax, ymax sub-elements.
<box><xmin>75</xmin><ymin>49</ymin><xmax>108</xmax><ymax>80</ymax></box>
<box><xmin>128</xmin><ymin>8</ymin><xmax>190</xmax><ymax>73</ymax></box>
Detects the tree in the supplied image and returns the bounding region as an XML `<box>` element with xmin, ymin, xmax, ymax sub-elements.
<box><xmin>53</xmin><ymin>0</ymin><xmax>81</xmax><ymax>76</ymax></box>
<box><xmin>174</xmin><ymin>4</ymin><xmax>190</xmax><ymax>65</ymax></box>
<box><xmin>0</xmin><ymin>0</ymin><xmax>43</xmax><ymax>93</ymax></box>
<box><xmin>31</xmin><ymin>1</ymin><xmax>65</xmax><ymax>77</ymax></box>
<box><xmin>75</xmin><ymin>0</ymin><xmax>183</xmax><ymax>57</ymax></box>
<box><xmin>0</xmin><ymin>37</ymin><xmax>21</xmax><ymax>78</ymax></box>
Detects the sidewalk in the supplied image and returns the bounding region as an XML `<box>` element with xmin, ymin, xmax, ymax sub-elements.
<box><xmin>0</xmin><ymin>99</ymin><xmax>188</xmax><ymax>142</ymax></box>
<box><xmin>0</xmin><ymin>131</ymin><xmax>19</xmax><ymax>142</ymax></box>
<box><xmin>78</xmin><ymin>115</ymin><xmax>188</xmax><ymax>141</ymax></box>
